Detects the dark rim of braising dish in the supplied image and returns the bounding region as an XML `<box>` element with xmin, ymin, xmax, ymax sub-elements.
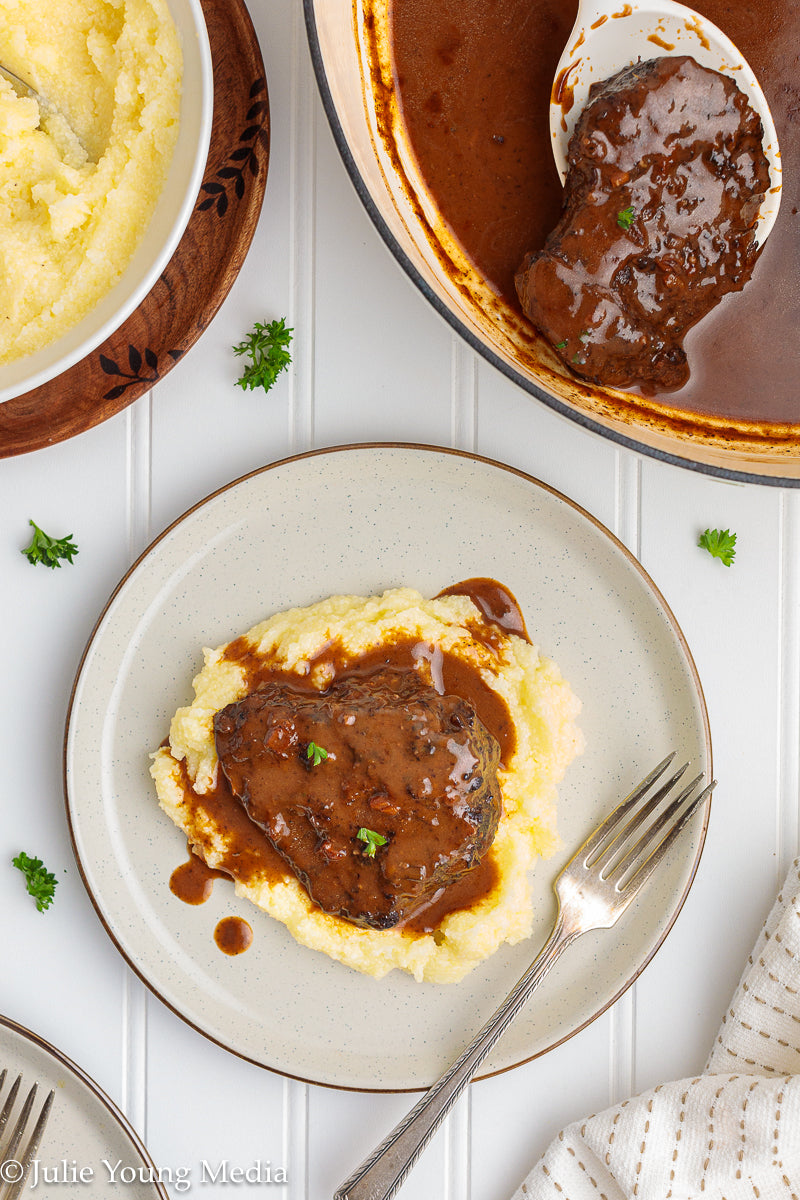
<box><xmin>62</xmin><ymin>442</ymin><xmax>713</xmax><ymax>1093</ymax></box>
<box><xmin>302</xmin><ymin>0</ymin><xmax>798</xmax><ymax>489</ymax></box>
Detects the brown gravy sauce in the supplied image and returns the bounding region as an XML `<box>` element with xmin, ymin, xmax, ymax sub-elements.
<box><xmin>214</xmin><ymin>916</ymin><xmax>253</xmax><ymax>956</ymax></box>
<box><xmin>167</xmin><ymin>579</ymin><xmax>527</xmax><ymax>937</ymax></box>
<box><xmin>516</xmin><ymin>56</ymin><xmax>768</xmax><ymax>392</ymax></box>
<box><xmin>387</xmin><ymin>0</ymin><xmax>800</xmax><ymax>424</ymax></box>
<box><xmin>224</xmin><ymin>581</ymin><xmax>523</xmax><ymax>768</ymax></box>
<box><xmin>552</xmin><ymin>61</ymin><xmax>581</xmax><ymax>127</ymax></box>
<box><xmin>169</xmin><ymin>850</ymin><xmax>228</xmax><ymax>905</ymax></box>
<box><xmin>172</xmin><ymin>757</ymin><xmax>288</xmax><ymax>887</ymax></box>
<box><xmin>436</xmin><ymin>576</ymin><xmax>531</xmax><ymax>644</ymax></box>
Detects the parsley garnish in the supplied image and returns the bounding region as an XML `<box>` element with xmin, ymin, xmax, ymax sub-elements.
<box><xmin>21</xmin><ymin>520</ymin><xmax>78</xmax><ymax>568</ymax></box>
<box><xmin>555</xmin><ymin>340</ymin><xmax>567</xmax><ymax>350</ymax></box>
<box><xmin>13</xmin><ymin>851</ymin><xmax>58</xmax><ymax>912</ymax></box>
<box><xmin>617</xmin><ymin>206</ymin><xmax>635</xmax><ymax>230</ymax></box>
<box><xmin>356</xmin><ymin>828</ymin><xmax>388</xmax><ymax>858</ymax></box>
<box><xmin>306</xmin><ymin>741</ymin><xmax>328</xmax><ymax>767</ymax></box>
<box><xmin>698</xmin><ymin>527</ymin><xmax>737</xmax><ymax>567</ymax></box>
<box><xmin>233</xmin><ymin>317</ymin><xmax>293</xmax><ymax>394</ymax></box>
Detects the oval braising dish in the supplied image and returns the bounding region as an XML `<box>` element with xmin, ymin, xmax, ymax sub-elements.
<box><xmin>304</xmin><ymin>0</ymin><xmax>800</xmax><ymax>483</ymax></box>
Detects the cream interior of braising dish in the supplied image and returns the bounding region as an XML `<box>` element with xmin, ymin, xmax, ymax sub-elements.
<box><xmin>0</xmin><ymin>0</ymin><xmax>181</xmax><ymax>364</ymax></box>
<box><xmin>151</xmin><ymin>588</ymin><xmax>584</xmax><ymax>983</ymax></box>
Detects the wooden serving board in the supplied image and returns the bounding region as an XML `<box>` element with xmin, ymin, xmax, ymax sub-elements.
<box><xmin>0</xmin><ymin>0</ymin><xmax>269</xmax><ymax>458</ymax></box>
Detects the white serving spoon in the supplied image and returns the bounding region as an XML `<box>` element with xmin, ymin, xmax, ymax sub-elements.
<box><xmin>549</xmin><ymin>0</ymin><xmax>781</xmax><ymax>244</ymax></box>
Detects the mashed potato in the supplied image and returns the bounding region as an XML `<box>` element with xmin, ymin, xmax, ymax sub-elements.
<box><xmin>151</xmin><ymin>587</ymin><xmax>584</xmax><ymax>982</ymax></box>
<box><xmin>0</xmin><ymin>0</ymin><xmax>181</xmax><ymax>362</ymax></box>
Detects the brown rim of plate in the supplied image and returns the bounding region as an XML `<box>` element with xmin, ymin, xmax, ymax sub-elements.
<box><xmin>0</xmin><ymin>0</ymin><xmax>269</xmax><ymax>459</ymax></box>
<box><xmin>302</xmin><ymin>0</ymin><xmax>800</xmax><ymax>488</ymax></box>
<box><xmin>62</xmin><ymin>442</ymin><xmax>713</xmax><ymax>1093</ymax></box>
<box><xmin>0</xmin><ymin>1013</ymin><xmax>170</xmax><ymax>1197</ymax></box>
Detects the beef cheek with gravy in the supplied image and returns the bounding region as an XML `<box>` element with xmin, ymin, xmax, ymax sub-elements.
<box><xmin>515</xmin><ymin>56</ymin><xmax>770</xmax><ymax>391</ymax></box>
<box><xmin>213</xmin><ymin>669</ymin><xmax>502</xmax><ymax>930</ymax></box>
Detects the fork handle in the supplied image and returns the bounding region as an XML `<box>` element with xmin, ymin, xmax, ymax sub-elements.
<box><xmin>333</xmin><ymin>908</ymin><xmax>581</xmax><ymax>1200</ymax></box>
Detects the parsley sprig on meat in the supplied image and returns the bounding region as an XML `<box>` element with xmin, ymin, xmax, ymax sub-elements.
<box><xmin>306</xmin><ymin>741</ymin><xmax>328</xmax><ymax>767</ymax></box>
<box><xmin>356</xmin><ymin>828</ymin><xmax>388</xmax><ymax>858</ymax></box>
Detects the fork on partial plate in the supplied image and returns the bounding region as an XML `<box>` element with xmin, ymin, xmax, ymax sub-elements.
<box><xmin>334</xmin><ymin>753</ymin><xmax>715</xmax><ymax>1200</ymax></box>
<box><xmin>0</xmin><ymin>1070</ymin><xmax>54</xmax><ymax>1200</ymax></box>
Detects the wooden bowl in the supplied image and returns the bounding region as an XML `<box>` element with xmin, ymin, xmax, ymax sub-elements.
<box><xmin>0</xmin><ymin>0</ymin><xmax>213</xmax><ymax>406</ymax></box>
<box><xmin>0</xmin><ymin>0</ymin><xmax>269</xmax><ymax>457</ymax></box>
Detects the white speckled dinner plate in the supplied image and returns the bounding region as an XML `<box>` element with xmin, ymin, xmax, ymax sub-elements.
<box><xmin>0</xmin><ymin>1015</ymin><xmax>167</xmax><ymax>1197</ymax></box>
<box><xmin>64</xmin><ymin>444</ymin><xmax>711</xmax><ymax>1091</ymax></box>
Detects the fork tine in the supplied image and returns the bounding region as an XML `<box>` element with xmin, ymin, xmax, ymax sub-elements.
<box><xmin>619</xmin><ymin>779</ymin><xmax>716</xmax><ymax>900</ymax></box>
<box><xmin>605</xmin><ymin>771</ymin><xmax>704</xmax><ymax>883</ymax></box>
<box><xmin>588</xmin><ymin>761</ymin><xmax>690</xmax><ymax>871</ymax></box>
<box><xmin>580</xmin><ymin>753</ymin><xmax>676</xmax><ymax>863</ymax></box>
<box><xmin>0</xmin><ymin>1075</ymin><xmax>21</xmax><ymax>1140</ymax></box>
<box><xmin>4</xmin><ymin>1088</ymin><xmax>55</xmax><ymax>1200</ymax></box>
<box><xmin>1</xmin><ymin>1084</ymin><xmax>37</xmax><ymax>1164</ymax></box>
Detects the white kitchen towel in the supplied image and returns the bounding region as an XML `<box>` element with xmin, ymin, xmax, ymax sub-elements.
<box><xmin>512</xmin><ymin>858</ymin><xmax>800</xmax><ymax>1199</ymax></box>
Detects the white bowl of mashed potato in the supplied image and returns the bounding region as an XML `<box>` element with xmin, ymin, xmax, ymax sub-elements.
<box><xmin>0</xmin><ymin>0</ymin><xmax>213</xmax><ymax>402</ymax></box>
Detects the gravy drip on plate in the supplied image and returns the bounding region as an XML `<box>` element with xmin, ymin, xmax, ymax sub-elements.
<box><xmin>388</xmin><ymin>0</ymin><xmax>800</xmax><ymax>422</ymax></box>
<box><xmin>169</xmin><ymin>849</ymin><xmax>228</xmax><ymax>905</ymax></box>
<box><xmin>214</xmin><ymin>916</ymin><xmax>254</xmax><ymax>956</ymax></box>
<box><xmin>436</xmin><ymin>577</ymin><xmax>531</xmax><ymax>644</ymax></box>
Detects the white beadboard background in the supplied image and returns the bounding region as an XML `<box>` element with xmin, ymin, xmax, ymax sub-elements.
<box><xmin>2</xmin><ymin>3</ymin><xmax>799</xmax><ymax>1198</ymax></box>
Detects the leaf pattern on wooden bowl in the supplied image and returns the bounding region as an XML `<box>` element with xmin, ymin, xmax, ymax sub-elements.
<box><xmin>99</xmin><ymin>346</ymin><xmax>184</xmax><ymax>400</ymax></box>
<box><xmin>197</xmin><ymin>79</ymin><xmax>269</xmax><ymax>217</ymax></box>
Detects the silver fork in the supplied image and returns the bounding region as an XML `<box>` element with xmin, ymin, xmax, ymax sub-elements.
<box><xmin>0</xmin><ymin>1069</ymin><xmax>55</xmax><ymax>1200</ymax></box>
<box><xmin>333</xmin><ymin>753</ymin><xmax>715</xmax><ymax>1200</ymax></box>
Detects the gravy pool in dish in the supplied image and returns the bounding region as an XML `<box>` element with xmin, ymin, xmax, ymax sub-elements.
<box><xmin>0</xmin><ymin>0</ymin><xmax>181</xmax><ymax>364</ymax></box>
<box><xmin>151</xmin><ymin>581</ymin><xmax>583</xmax><ymax>983</ymax></box>
<box><xmin>385</xmin><ymin>0</ymin><xmax>798</xmax><ymax>426</ymax></box>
